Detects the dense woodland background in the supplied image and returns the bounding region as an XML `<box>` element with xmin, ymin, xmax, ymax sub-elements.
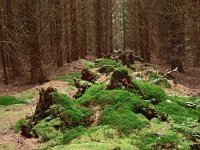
<box><xmin>0</xmin><ymin>0</ymin><xmax>200</xmax><ymax>84</ymax></box>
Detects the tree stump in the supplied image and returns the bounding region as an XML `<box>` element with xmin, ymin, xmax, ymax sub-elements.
<box><xmin>81</xmin><ymin>69</ymin><xmax>97</xmax><ymax>83</ymax></box>
<box><xmin>107</xmin><ymin>68</ymin><xmax>144</xmax><ymax>97</ymax></box>
<box><xmin>21</xmin><ymin>87</ymin><xmax>57</xmax><ymax>138</ymax></box>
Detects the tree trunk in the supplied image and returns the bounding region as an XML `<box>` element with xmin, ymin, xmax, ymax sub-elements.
<box><xmin>54</xmin><ymin>0</ymin><xmax>63</xmax><ymax>67</ymax></box>
<box><xmin>80</xmin><ymin>0</ymin><xmax>87</xmax><ymax>59</ymax></box>
<box><xmin>108</xmin><ymin>0</ymin><xmax>113</xmax><ymax>53</ymax></box>
<box><xmin>25</xmin><ymin>0</ymin><xmax>47</xmax><ymax>83</ymax></box>
<box><xmin>6</xmin><ymin>0</ymin><xmax>23</xmax><ymax>76</ymax></box>
<box><xmin>138</xmin><ymin>0</ymin><xmax>150</xmax><ymax>62</ymax></box>
<box><xmin>70</xmin><ymin>0</ymin><xmax>79</xmax><ymax>61</ymax></box>
<box><xmin>95</xmin><ymin>0</ymin><xmax>103</xmax><ymax>58</ymax></box>
<box><xmin>0</xmin><ymin>6</ymin><xmax>8</xmax><ymax>85</ymax></box>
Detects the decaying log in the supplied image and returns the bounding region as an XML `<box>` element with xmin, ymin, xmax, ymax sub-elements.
<box><xmin>81</xmin><ymin>68</ymin><xmax>97</xmax><ymax>83</ymax></box>
<box><xmin>21</xmin><ymin>87</ymin><xmax>56</xmax><ymax>138</ymax></box>
<box><xmin>135</xmin><ymin>106</ymin><xmax>168</xmax><ymax>121</ymax></box>
<box><xmin>73</xmin><ymin>78</ymin><xmax>91</xmax><ymax>99</ymax></box>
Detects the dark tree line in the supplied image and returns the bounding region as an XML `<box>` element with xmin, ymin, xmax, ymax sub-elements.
<box><xmin>0</xmin><ymin>0</ymin><xmax>199</xmax><ymax>84</ymax></box>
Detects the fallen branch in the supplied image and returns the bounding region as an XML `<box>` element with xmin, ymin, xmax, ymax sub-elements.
<box><xmin>151</xmin><ymin>67</ymin><xmax>178</xmax><ymax>84</ymax></box>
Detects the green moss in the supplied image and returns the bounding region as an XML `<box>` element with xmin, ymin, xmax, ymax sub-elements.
<box><xmin>51</xmin><ymin>93</ymin><xmax>92</xmax><ymax>127</ymax></box>
<box><xmin>78</xmin><ymin>88</ymin><xmax>148</xmax><ymax>134</ymax></box>
<box><xmin>148</xmin><ymin>73</ymin><xmax>171</xmax><ymax>88</ymax></box>
<box><xmin>157</xmin><ymin>96</ymin><xmax>200</xmax><ymax>123</ymax></box>
<box><xmin>138</xmin><ymin>131</ymin><xmax>191</xmax><ymax>150</ymax></box>
<box><xmin>63</xmin><ymin>126</ymin><xmax>87</xmax><ymax>144</ymax></box>
<box><xmin>133</xmin><ymin>80</ymin><xmax>168</xmax><ymax>103</ymax></box>
<box><xmin>100</xmin><ymin>106</ymin><xmax>147</xmax><ymax>134</ymax></box>
<box><xmin>98</xmin><ymin>65</ymin><xmax>115</xmax><ymax>73</ymax></box>
<box><xmin>96</xmin><ymin>59</ymin><xmax>119</xmax><ymax>67</ymax></box>
<box><xmin>0</xmin><ymin>96</ymin><xmax>27</xmax><ymax>106</ymax></box>
<box><xmin>81</xmin><ymin>59</ymin><xmax>95</xmax><ymax>69</ymax></box>
<box><xmin>54</xmin><ymin>73</ymin><xmax>81</xmax><ymax>86</ymax></box>
<box><xmin>33</xmin><ymin>118</ymin><xmax>63</xmax><ymax>142</ymax></box>
<box><xmin>12</xmin><ymin>118</ymin><xmax>26</xmax><ymax>133</ymax></box>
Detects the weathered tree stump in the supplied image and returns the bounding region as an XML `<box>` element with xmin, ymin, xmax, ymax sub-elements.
<box><xmin>21</xmin><ymin>87</ymin><xmax>56</xmax><ymax>138</ymax></box>
<box><xmin>81</xmin><ymin>69</ymin><xmax>97</xmax><ymax>83</ymax></box>
<box><xmin>118</xmin><ymin>52</ymin><xmax>137</xmax><ymax>70</ymax></box>
<box><xmin>107</xmin><ymin>68</ymin><xmax>145</xmax><ymax>97</ymax></box>
<box><xmin>171</xmin><ymin>60</ymin><xmax>185</xmax><ymax>73</ymax></box>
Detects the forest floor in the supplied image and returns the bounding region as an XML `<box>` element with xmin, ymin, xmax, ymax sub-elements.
<box><xmin>0</xmin><ymin>58</ymin><xmax>200</xmax><ymax>150</ymax></box>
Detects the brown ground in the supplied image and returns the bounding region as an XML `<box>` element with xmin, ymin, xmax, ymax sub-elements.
<box><xmin>0</xmin><ymin>59</ymin><xmax>200</xmax><ymax>150</ymax></box>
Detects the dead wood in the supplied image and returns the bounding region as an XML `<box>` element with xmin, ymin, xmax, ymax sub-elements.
<box><xmin>107</xmin><ymin>69</ymin><xmax>145</xmax><ymax>97</ymax></box>
<box><xmin>151</xmin><ymin>68</ymin><xmax>178</xmax><ymax>84</ymax></box>
<box><xmin>21</xmin><ymin>87</ymin><xmax>56</xmax><ymax>138</ymax></box>
<box><xmin>73</xmin><ymin>78</ymin><xmax>91</xmax><ymax>99</ymax></box>
<box><xmin>81</xmin><ymin>68</ymin><xmax>97</xmax><ymax>83</ymax></box>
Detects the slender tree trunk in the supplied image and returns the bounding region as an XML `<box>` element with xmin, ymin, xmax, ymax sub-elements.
<box><xmin>70</xmin><ymin>0</ymin><xmax>79</xmax><ymax>61</ymax></box>
<box><xmin>0</xmin><ymin>8</ymin><xmax>8</xmax><ymax>85</ymax></box>
<box><xmin>25</xmin><ymin>0</ymin><xmax>46</xmax><ymax>83</ymax></box>
<box><xmin>54</xmin><ymin>0</ymin><xmax>63</xmax><ymax>67</ymax></box>
<box><xmin>167</xmin><ymin>0</ymin><xmax>186</xmax><ymax>72</ymax></box>
<box><xmin>108</xmin><ymin>0</ymin><xmax>113</xmax><ymax>53</ymax></box>
<box><xmin>122</xmin><ymin>2</ymin><xmax>126</xmax><ymax>52</ymax></box>
<box><xmin>6</xmin><ymin>0</ymin><xmax>23</xmax><ymax>76</ymax></box>
<box><xmin>80</xmin><ymin>0</ymin><xmax>87</xmax><ymax>59</ymax></box>
<box><xmin>138</xmin><ymin>0</ymin><xmax>150</xmax><ymax>62</ymax></box>
<box><xmin>95</xmin><ymin>0</ymin><xmax>103</xmax><ymax>58</ymax></box>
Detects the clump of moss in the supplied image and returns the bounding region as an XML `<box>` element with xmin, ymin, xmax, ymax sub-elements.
<box><xmin>12</xmin><ymin>118</ymin><xmax>26</xmax><ymax>133</ymax></box>
<box><xmin>54</xmin><ymin>73</ymin><xmax>81</xmax><ymax>86</ymax></box>
<box><xmin>33</xmin><ymin>118</ymin><xmax>63</xmax><ymax>142</ymax></box>
<box><xmin>157</xmin><ymin>96</ymin><xmax>200</xmax><ymax>124</ymax></box>
<box><xmin>98</xmin><ymin>65</ymin><xmax>115</xmax><ymax>73</ymax></box>
<box><xmin>149</xmin><ymin>73</ymin><xmax>171</xmax><ymax>88</ymax></box>
<box><xmin>78</xmin><ymin>88</ymin><xmax>148</xmax><ymax>134</ymax></box>
<box><xmin>62</xmin><ymin>126</ymin><xmax>87</xmax><ymax>144</ymax></box>
<box><xmin>81</xmin><ymin>59</ymin><xmax>95</xmax><ymax>69</ymax></box>
<box><xmin>95</xmin><ymin>58</ymin><xmax>119</xmax><ymax>68</ymax></box>
<box><xmin>100</xmin><ymin>106</ymin><xmax>147</xmax><ymax>134</ymax></box>
<box><xmin>138</xmin><ymin>131</ymin><xmax>190</xmax><ymax>150</ymax></box>
<box><xmin>133</xmin><ymin>80</ymin><xmax>168</xmax><ymax>104</ymax></box>
<box><xmin>0</xmin><ymin>96</ymin><xmax>27</xmax><ymax>106</ymax></box>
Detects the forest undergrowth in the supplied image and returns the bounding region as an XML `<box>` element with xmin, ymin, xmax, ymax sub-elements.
<box><xmin>0</xmin><ymin>58</ymin><xmax>200</xmax><ymax>150</ymax></box>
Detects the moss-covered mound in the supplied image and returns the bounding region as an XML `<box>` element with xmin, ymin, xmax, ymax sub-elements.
<box><xmin>15</xmin><ymin>59</ymin><xmax>200</xmax><ymax>150</ymax></box>
<box><xmin>95</xmin><ymin>58</ymin><xmax>119</xmax><ymax>68</ymax></box>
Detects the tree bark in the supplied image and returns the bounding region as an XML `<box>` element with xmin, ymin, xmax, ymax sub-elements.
<box><xmin>25</xmin><ymin>0</ymin><xmax>47</xmax><ymax>83</ymax></box>
<box><xmin>54</xmin><ymin>0</ymin><xmax>63</xmax><ymax>67</ymax></box>
<box><xmin>95</xmin><ymin>0</ymin><xmax>103</xmax><ymax>58</ymax></box>
<box><xmin>70</xmin><ymin>0</ymin><xmax>79</xmax><ymax>61</ymax></box>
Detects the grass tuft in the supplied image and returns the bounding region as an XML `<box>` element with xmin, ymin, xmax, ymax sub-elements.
<box><xmin>0</xmin><ymin>96</ymin><xmax>27</xmax><ymax>106</ymax></box>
